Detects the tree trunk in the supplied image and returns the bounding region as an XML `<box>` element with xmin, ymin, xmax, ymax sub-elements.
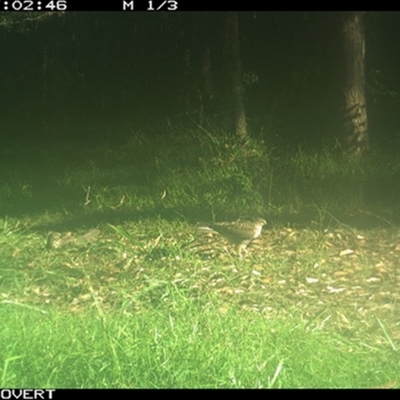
<box><xmin>198</xmin><ymin>13</ymin><xmax>214</xmax><ymax>119</ymax></box>
<box><xmin>224</xmin><ymin>12</ymin><xmax>248</xmax><ymax>139</ymax></box>
<box><xmin>342</xmin><ymin>12</ymin><xmax>369</xmax><ymax>155</ymax></box>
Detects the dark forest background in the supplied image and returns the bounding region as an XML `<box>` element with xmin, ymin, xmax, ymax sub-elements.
<box><xmin>0</xmin><ymin>11</ymin><xmax>399</xmax><ymax>150</ymax></box>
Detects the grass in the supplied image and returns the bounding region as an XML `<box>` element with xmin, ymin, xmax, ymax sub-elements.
<box><xmin>0</xmin><ymin>122</ymin><xmax>399</xmax><ymax>387</ymax></box>
<box><xmin>1</xmin><ymin>295</ymin><xmax>397</xmax><ymax>388</ymax></box>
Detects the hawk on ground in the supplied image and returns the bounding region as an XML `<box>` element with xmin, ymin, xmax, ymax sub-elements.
<box><xmin>197</xmin><ymin>217</ymin><xmax>266</xmax><ymax>255</ymax></box>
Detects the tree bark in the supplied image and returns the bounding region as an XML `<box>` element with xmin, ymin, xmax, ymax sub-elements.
<box><xmin>342</xmin><ymin>12</ymin><xmax>369</xmax><ymax>155</ymax></box>
<box><xmin>224</xmin><ymin>12</ymin><xmax>248</xmax><ymax>139</ymax></box>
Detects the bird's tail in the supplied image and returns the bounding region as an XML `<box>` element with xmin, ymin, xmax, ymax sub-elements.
<box><xmin>196</xmin><ymin>222</ymin><xmax>215</xmax><ymax>233</ymax></box>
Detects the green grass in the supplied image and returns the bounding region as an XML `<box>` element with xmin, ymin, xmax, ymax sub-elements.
<box><xmin>1</xmin><ymin>295</ymin><xmax>397</xmax><ymax>388</ymax></box>
<box><xmin>0</xmin><ymin>123</ymin><xmax>399</xmax><ymax>387</ymax></box>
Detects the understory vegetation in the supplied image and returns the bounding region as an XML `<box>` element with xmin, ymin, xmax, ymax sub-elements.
<box><xmin>0</xmin><ymin>123</ymin><xmax>399</xmax><ymax>388</ymax></box>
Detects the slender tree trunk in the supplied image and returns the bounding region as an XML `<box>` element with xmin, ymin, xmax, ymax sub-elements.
<box><xmin>224</xmin><ymin>12</ymin><xmax>248</xmax><ymax>139</ymax></box>
<box><xmin>342</xmin><ymin>12</ymin><xmax>369</xmax><ymax>155</ymax></box>
<box><xmin>199</xmin><ymin>43</ymin><xmax>213</xmax><ymax>118</ymax></box>
<box><xmin>200</xmin><ymin>13</ymin><xmax>213</xmax><ymax>100</ymax></box>
<box><xmin>183</xmin><ymin>13</ymin><xmax>214</xmax><ymax>119</ymax></box>
<box><xmin>198</xmin><ymin>13</ymin><xmax>214</xmax><ymax>119</ymax></box>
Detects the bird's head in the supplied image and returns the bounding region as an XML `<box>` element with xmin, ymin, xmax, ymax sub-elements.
<box><xmin>253</xmin><ymin>218</ymin><xmax>267</xmax><ymax>227</ymax></box>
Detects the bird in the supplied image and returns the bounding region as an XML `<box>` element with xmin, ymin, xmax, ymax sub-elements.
<box><xmin>46</xmin><ymin>231</ymin><xmax>75</xmax><ymax>249</ymax></box>
<box><xmin>197</xmin><ymin>217</ymin><xmax>267</xmax><ymax>255</ymax></box>
<box><xmin>46</xmin><ymin>229</ymin><xmax>100</xmax><ymax>250</ymax></box>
